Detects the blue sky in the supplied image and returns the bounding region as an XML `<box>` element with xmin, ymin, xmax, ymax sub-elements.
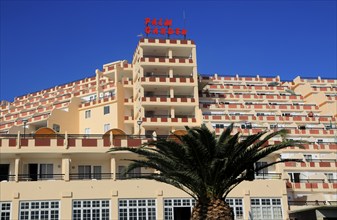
<box><xmin>1</xmin><ymin>1</ymin><xmax>336</xmax><ymax>102</ymax></box>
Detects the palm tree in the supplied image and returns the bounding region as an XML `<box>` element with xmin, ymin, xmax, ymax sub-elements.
<box><xmin>108</xmin><ymin>124</ymin><xmax>304</xmax><ymax>220</ymax></box>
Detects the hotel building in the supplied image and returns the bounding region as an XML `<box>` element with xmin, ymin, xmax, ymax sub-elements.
<box><xmin>0</xmin><ymin>37</ymin><xmax>336</xmax><ymax>220</ymax></box>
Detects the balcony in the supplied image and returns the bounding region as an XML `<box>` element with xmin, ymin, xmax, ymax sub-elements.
<box><xmin>140</xmin><ymin>57</ymin><xmax>193</xmax><ymax>66</ymax></box>
<box><xmin>141</xmin><ymin>76</ymin><xmax>194</xmax><ymax>84</ymax></box>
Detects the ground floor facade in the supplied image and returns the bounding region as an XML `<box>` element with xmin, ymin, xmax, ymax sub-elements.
<box><xmin>0</xmin><ymin>179</ymin><xmax>288</xmax><ymax>220</ymax></box>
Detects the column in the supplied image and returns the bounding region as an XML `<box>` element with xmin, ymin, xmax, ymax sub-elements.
<box><xmin>14</xmin><ymin>158</ymin><xmax>20</xmax><ymax>182</ymax></box>
<box><xmin>170</xmin><ymin>87</ymin><xmax>174</xmax><ymax>98</ymax></box>
<box><xmin>62</xmin><ymin>157</ymin><xmax>70</xmax><ymax>181</ymax></box>
<box><xmin>169</xmin><ymin>67</ymin><xmax>173</xmax><ymax>78</ymax></box>
<box><xmin>168</xmin><ymin>49</ymin><xmax>173</xmax><ymax>59</ymax></box>
<box><xmin>111</xmin><ymin>157</ymin><xmax>116</xmax><ymax>181</ymax></box>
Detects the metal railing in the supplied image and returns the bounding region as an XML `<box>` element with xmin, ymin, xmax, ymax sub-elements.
<box><xmin>116</xmin><ymin>172</ymin><xmax>154</xmax><ymax>180</ymax></box>
<box><xmin>18</xmin><ymin>174</ymin><xmax>64</xmax><ymax>181</ymax></box>
<box><xmin>288</xmin><ymin>201</ymin><xmax>336</xmax><ymax>206</ymax></box>
<box><xmin>69</xmin><ymin>173</ymin><xmax>112</xmax><ymax>180</ymax></box>
<box><xmin>0</xmin><ymin>175</ymin><xmax>16</xmax><ymax>182</ymax></box>
<box><xmin>254</xmin><ymin>173</ymin><xmax>281</xmax><ymax>179</ymax></box>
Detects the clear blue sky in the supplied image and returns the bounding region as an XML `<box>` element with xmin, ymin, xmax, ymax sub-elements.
<box><xmin>1</xmin><ymin>1</ymin><xmax>336</xmax><ymax>102</ymax></box>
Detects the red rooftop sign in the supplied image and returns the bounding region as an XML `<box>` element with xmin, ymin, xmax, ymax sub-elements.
<box><xmin>144</xmin><ymin>18</ymin><xmax>187</xmax><ymax>39</ymax></box>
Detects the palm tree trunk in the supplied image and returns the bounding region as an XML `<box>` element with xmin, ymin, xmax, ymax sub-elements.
<box><xmin>191</xmin><ymin>198</ymin><xmax>234</xmax><ymax>220</ymax></box>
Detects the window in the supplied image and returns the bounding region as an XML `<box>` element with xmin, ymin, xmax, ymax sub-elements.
<box><xmin>325</xmin><ymin>173</ymin><xmax>334</xmax><ymax>183</ymax></box>
<box><xmin>117</xmin><ymin>166</ymin><xmax>141</xmax><ymax>179</ymax></box>
<box><xmin>288</xmin><ymin>173</ymin><xmax>301</xmax><ymax>183</ymax></box>
<box><xmin>78</xmin><ymin>165</ymin><xmax>102</xmax><ymax>180</ymax></box>
<box><xmin>255</xmin><ymin>162</ymin><xmax>268</xmax><ymax>177</ymax></box>
<box><xmin>85</xmin><ymin>110</ymin><xmax>91</xmax><ymax>119</ymax></box>
<box><xmin>303</xmin><ymin>154</ymin><xmax>312</xmax><ymax>162</ymax></box>
<box><xmin>73</xmin><ymin>200</ymin><xmax>110</xmax><ymax>220</ymax></box>
<box><xmin>52</xmin><ymin>124</ymin><xmax>60</xmax><ymax>132</ymax></box>
<box><xmin>84</xmin><ymin>128</ymin><xmax>91</xmax><ymax>135</ymax></box>
<box><xmin>104</xmin><ymin>106</ymin><xmax>110</xmax><ymax>115</ymax></box>
<box><xmin>104</xmin><ymin>124</ymin><xmax>110</xmax><ymax>132</ymax></box>
<box><xmin>163</xmin><ymin>198</ymin><xmax>195</xmax><ymax>220</ymax></box>
<box><xmin>225</xmin><ymin>198</ymin><xmax>244</xmax><ymax>220</ymax></box>
<box><xmin>0</xmin><ymin>202</ymin><xmax>11</xmax><ymax>220</ymax></box>
<box><xmin>251</xmin><ymin>198</ymin><xmax>282</xmax><ymax>220</ymax></box>
<box><xmin>22</xmin><ymin>163</ymin><xmax>54</xmax><ymax>181</ymax></box>
<box><xmin>19</xmin><ymin>201</ymin><xmax>59</xmax><ymax>220</ymax></box>
<box><xmin>39</xmin><ymin>164</ymin><xmax>53</xmax><ymax>179</ymax></box>
<box><xmin>119</xmin><ymin>199</ymin><xmax>156</xmax><ymax>220</ymax></box>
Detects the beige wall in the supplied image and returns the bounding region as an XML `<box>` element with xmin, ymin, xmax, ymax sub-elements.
<box><xmin>79</xmin><ymin>101</ymin><xmax>119</xmax><ymax>134</ymax></box>
<box><xmin>48</xmin><ymin>97</ymin><xmax>81</xmax><ymax>133</ymax></box>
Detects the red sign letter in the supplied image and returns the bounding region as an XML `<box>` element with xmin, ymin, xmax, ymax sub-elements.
<box><xmin>145</xmin><ymin>26</ymin><xmax>151</xmax><ymax>34</ymax></box>
<box><xmin>164</xmin><ymin>19</ymin><xmax>172</xmax><ymax>27</ymax></box>
<box><xmin>152</xmin><ymin>27</ymin><xmax>159</xmax><ymax>34</ymax></box>
<box><xmin>160</xmin><ymin>28</ymin><xmax>166</xmax><ymax>35</ymax></box>
<box><xmin>151</xmin><ymin>18</ymin><xmax>157</xmax><ymax>26</ymax></box>
<box><xmin>175</xmin><ymin>28</ymin><xmax>180</xmax><ymax>35</ymax></box>
<box><xmin>145</xmin><ymin>17</ymin><xmax>150</xmax><ymax>25</ymax></box>
<box><xmin>181</xmin><ymin>29</ymin><xmax>187</xmax><ymax>35</ymax></box>
<box><xmin>158</xmin><ymin>18</ymin><xmax>163</xmax><ymax>26</ymax></box>
<box><xmin>167</xmin><ymin>28</ymin><xmax>174</xmax><ymax>35</ymax></box>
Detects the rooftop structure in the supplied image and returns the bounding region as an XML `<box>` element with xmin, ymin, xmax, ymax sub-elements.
<box><xmin>0</xmin><ymin>37</ymin><xmax>337</xmax><ymax>220</ymax></box>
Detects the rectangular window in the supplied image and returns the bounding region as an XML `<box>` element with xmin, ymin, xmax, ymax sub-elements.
<box><xmin>85</xmin><ymin>110</ymin><xmax>91</xmax><ymax>119</ymax></box>
<box><xmin>163</xmin><ymin>198</ymin><xmax>195</xmax><ymax>220</ymax></box>
<box><xmin>288</xmin><ymin>173</ymin><xmax>301</xmax><ymax>183</ymax></box>
<box><xmin>118</xmin><ymin>199</ymin><xmax>156</xmax><ymax>220</ymax></box>
<box><xmin>104</xmin><ymin>106</ymin><xmax>110</xmax><ymax>115</ymax></box>
<box><xmin>104</xmin><ymin>124</ymin><xmax>110</xmax><ymax>132</ymax></box>
<box><xmin>52</xmin><ymin>124</ymin><xmax>60</xmax><ymax>132</ymax></box>
<box><xmin>78</xmin><ymin>166</ymin><xmax>102</xmax><ymax>180</ymax></box>
<box><xmin>39</xmin><ymin>164</ymin><xmax>53</xmax><ymax>180</ymax></box>
<box><xmin>0</xmin><ymin>202</ymin><xmax>11</xmax><ymax>220</ymax></box>
<box><xmin>84</xmin><ymin>128</ymin><xmax>91</xmax><ymax>135</ymax></box>
<box><xmin>73</xmin><ymin>200</ymin><xmax>110</xmax><ymax>220</ymax></box>
<box><xmin>225</xmin><ymin>198</ymin><xmax>244</xmax><ymax>220</ymax></box>
<box><xmin>19</xmin><ymin>201</ymin><xmax>59</xmax><ymax>220</ymax></box>
<box><xmin>251</xmin><ymin>198</ymin><xmax>282</xmax><ymax>220</ymax></box>
<box><xmin>255</xmin><ymin>162</ymin><xmax>268</xmax><ymax>177</ymax></box>
<box><xmin>303</xmin><ymin>154</ymin><xmax>312</xmax><ymax>162</ymax></box>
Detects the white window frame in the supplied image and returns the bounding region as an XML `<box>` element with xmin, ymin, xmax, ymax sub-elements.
<box><xmin>0</xmin><ymin>202</ymin><xmax>11</xmax><ymax>220</ymax></box>
<box><xmin>163</xmin><ymin>198</ymin><xmax>195</xmax><ymax>220</ymax></box>
<box><xmin>84</xmin><ymin>128</ymin><xmax>91</xmax><ymax>135</ymax></box>
<box><xmin>72</xmin><ymin>200</ymin><xmax>110</xmax><ymax>220</ymax></box>
<box><xmin>250</xmin><ymin>198</ymin><xmax>283</xmax><ymax>220</ymax></box>
<box><xmin>225</xmin><ymin>198</ymin><xmax>244</xmax><ymax>220</ymax></box>
<box><xmin>104</xmin><ymin>123</ymin><xmax>110</xmax><ymax>132</ymax></box>
<box><xmin>119</xmin><ymin>199</ymin><xmax>156</xmax><ymax>220</ymax></box>
<box><xmin>19</xmin><ymin>200</ymin><xmax>60</xmax><ymax>220</ymax></box>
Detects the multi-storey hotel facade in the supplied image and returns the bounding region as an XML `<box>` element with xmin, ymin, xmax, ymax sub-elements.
<box><xmin>0</xmin><ymin>36</ymin><xmax>336</xmax><ymax>220</ymax></box>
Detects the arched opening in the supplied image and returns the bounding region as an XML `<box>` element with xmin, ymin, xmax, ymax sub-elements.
<box><xmin>167</xmin><ymin>129</ymin><xmax>188</xmax><ymax>142</ymax></box>
<box><xmin>102</xmin><ymin>128</ymin><xmax>127</xmax><ymax>139</ymax></box>
<box><xmin>34</xmin><ymin>127</ymin><xmax>57</xmax><ymax>138</ymax></box>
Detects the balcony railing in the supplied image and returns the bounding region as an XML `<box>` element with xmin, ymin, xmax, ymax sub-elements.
<box><xmin>17</xmin><ymin>174</ymin><xmax>64</xmax><ymax>181</ymax></box>
<box><xmin>288</xmin><ymin>201</ymin><xmax>336</xmax><ymax>206</ymax></box>
<box><xmin>0</xmin><ymin>175</ymin><xmax>15</xmax><ymax>182</ymax></box>
<box><xmin>69</xmin><ymin>173</ymin><xmax>113</xmax><ymax>180</ymax></box>
<box><xmin>254</xmin><ymin>173</ymin><xmax>281</xmax><ymax>179</ymax></box>
<box><xmin>116</xmin><ymin>172</ymin><xmax>154</xmax><ymax>180</ymax></box>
